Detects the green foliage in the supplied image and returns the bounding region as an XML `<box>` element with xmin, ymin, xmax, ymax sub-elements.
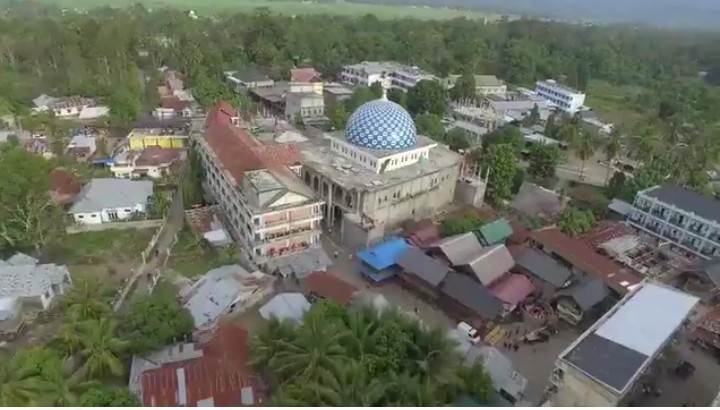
<box><xmin>407</xmin><ymin>80</ymin><xmax>447</xmax><ymax>116</ymax></box>
<box><xmin>182</xmin><ymin>148</ymin><xmax>205</xmax><ymax>209</ymax></box>
<box><xmin>485</xmin><ymin>143</ymin><xmax>519</xmax><ymax>203</ymax></box>
<box><xmin>444</xmin><ymin>128</ymin><xmax>471</xmax><ymax>152</ymax></box>
<box><xmin>61</xmin><ymin>276</ymin><xmax>114</xmax><ymax>322</ymax></box>
<box><xmin>79</xmin><ymin>387</ymin><xmax>140</xmax><ymax>407</ymax></box>
<box><xmin>73</xmin><ymin>318</ymin><xmax>130</xmax><ymax>380</ymax></box>
<box><xmin>449</xmin><ymin>73</ymin><xmax>476</xmax><ymax>102</ymax></box>
<box><xmin>527</xmin><ymin>143</ymin><xmax>561</xmax><ymax>180</ymax></box>
<box><xmin>252</xmin><ymin>303</ymin><xmax>495</xmax><ymax>406</ymax></box>
<box><xmin>328</xmin><ymin>100</ymin><xmax>349</xmax><ymax>130</ymax></box>
<box><xmin>557</xmin><ymin>207</ymin><xmax>597</xmax><ymax>237</ymax></box>
<box><xmin>522</xmin><ymin>104</ymin><xmax>541</xmax><ymax>127</ymax></box>
<box><xmin>482</xmin><ymin>125</ymin><xmax>525</xmax><ymax>157</ymax></box>
<box><xmin>347</xmin><ymin>86</ymin><xmax>378</xmax><ymax>112</ymax></box>
<box><xmin>414</xmin><ymin>113</ymin><xmax>445</xmax><ymax>139</ymax></box>
<box><xmin>118</xmin><ymin>287</ymin><xmax>194</xmax><ymax>355</ymax></box>
<box><xmin>0</xmin><ymin>350</ymin><xmax>45</xmax><ymax>406</ymax></box>
<box><xmin>441</xmin><ymin>212</ymin><xmax>485</xmax><ymax>237</ymax></box>
<box><xmin>387</xmin><ymin>88</ymin><xmax>407</xmax><ymax>108</ymax></box>
<box><xmin>149</xmin><ymin>192</ymin><xmax>171</xmax><ymax>218</ymax></box>
<box><xmin>108</xmin><ymin>87</ymin><xmax>141</xmax><ymax>126</ymax></box>
<box><xmin>0</xmin><ymin>147</ymin><xmax>65</xmax><ymax>254</ymax></box>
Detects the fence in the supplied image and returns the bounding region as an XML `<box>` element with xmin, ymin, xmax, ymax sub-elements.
<box><xmin>66</xmin><ymin>219</ymin><xmax>163</xmax><ymax>234</ymax></box>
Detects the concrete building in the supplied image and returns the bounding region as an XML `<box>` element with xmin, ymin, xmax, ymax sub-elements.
<box><xmin>547</xmin><ymin>282</ymin><xmax>698</xmax><ymax>406</ymax></box>
<box><xmin>340</xmin><ymin>61</ymin><xmax>436</xmax><ymax>91</ymax></box>
<box><xmin>251</xmin><ymin>82</ymin><xmax>327</xmax><ymax>127</ymax></box>
<box><xmin>535</xmin><ymin>79</ymin><xmax>586</xmax><ymax>113</ymax></box>
<box><xmin>32</xmin><ymin>94</ymin><xmax>97</xmax><ymax>118</ymax></box>
<box><xmin>195</xmin><ymin>103</ymin><xmax>325</xmax><ymax>268</ymax></box>
<box><xmin>299</xmin><ymin>90</ymin><xmax>463</xmax><ymax>251</ymax></box>
<box><xmin>69</xmin><ymin>179</ymin><xmax>153</xmax><ymax>224</ymax></box>
<box><xmin>626</xmin><ymin>185</ymin><xmax>720</xmax><ymax>259</ymax></box>
<box><xmin>110</xmin><ymin>147</ymin><xmax>186</xmax><ymax>179</ymax></box>
<box><xmin>225</xmin><ymin>66</ymin><xmax>274</xmax><ymax>91</ymax></box>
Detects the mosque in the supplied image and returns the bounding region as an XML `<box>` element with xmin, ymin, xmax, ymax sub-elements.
<box><xmin>299</xmin><ymin>90</ymin><xmax>464</xmax><ymax>250</ymax></box>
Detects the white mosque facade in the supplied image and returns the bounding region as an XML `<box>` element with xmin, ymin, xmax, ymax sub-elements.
<box><xmin>299</xmin><ymin>94</ymin><xmax>463</xmax><ymax>250</ymax></box>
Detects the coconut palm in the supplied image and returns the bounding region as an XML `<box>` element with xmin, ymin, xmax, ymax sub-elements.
<box><xmin>310</xmin><ymin>361</ymin><xmax>388</xmax><ymax>406</ymax></box>
<box><xmin>249</xmin><ymin>316</ymin><xmax>297</xmax><ymax>371</ymax></box>
<box><xmin>570</xmin><ymin>127</ymin><xmax>598</xmax><ymax>181</ymax></box>
<box><xmin>63</xmin><ymin>277</ymin><xmax>112</xmax><ymax>321</ymax></box>
<box><xmin>55</xmin><ymin>318</ymin><xmax>85</xmax><ymax>357</ymax></box>
<box><xmin>270</xmin><ymin>310</ymin><xmax>348</xmax><ymax>383</ymax></box>
<box><xmin>0</xmin><ymin>351</ymin><xmax>44</xmax><ymax>406</ymax></box>
<box><xmin>75</xmin><ymin>318</ymin><xmax>130</xmax><ymax>380</ymax></box>
<box><xmin>603</xmin><ymin>126</ymin><xmax>622</xmax><ymax>184</ymax></box>
<box><xmin>341</xmin><ymin>309</ymin><xmax>379</xmax><ymax>360</ymax></box>
<box><xmin>40</xmin><ymin>356</ymin><xmax>94</xmax><ymax>406</ymax></box>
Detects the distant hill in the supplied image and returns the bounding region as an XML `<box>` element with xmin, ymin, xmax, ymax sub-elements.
<box><xmin>349</xmin><ymin>0</ymin><xmax>720</xmax><ymax>29</ymax></box>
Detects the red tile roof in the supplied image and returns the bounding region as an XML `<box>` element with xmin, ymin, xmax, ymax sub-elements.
<box><xmin>305</xmin><ymin>271</ymin><xmax>359</xmax><ymax>304</ymax></box>
<box><xmin>135</xmin><ymin>146</ymin><xmax>185</xmax><ymax>167</ymax></box>
<box><xmin>402</xmin><ymin>219</ymin><xmax>441</xmax><ymax>248</ymax></box>
<box><xmin>529</xmin><ymin>228</ymin><xmax>641</xmax><ymax>295</ymax></box>
<box><xmin>507</xmin><ymin>218</ymin><xmax>530</xmax><ymax>245</ymax></box>
<box><xmin>489</xmin><ymin>274</ymin><xmax>535</xmax><ymax>306</ymax></box>
<box><xmin>204</xmin><ymin>102</ymin><xmax>301</xmax><ymax>183</ymax></box>
<box><xmin>141</xmin><ymin>325</ymin><xmax>264</xmax><ymax>407</ymax></box>
<box><xmin>290</xmin><ymin>67</ymin><xmax>321</xmax><ymax>83</ymax></box>
<box><xmin>50</xmin><ymin>169</ymin><xmax>81</xmax><ymax>197</ymax></box>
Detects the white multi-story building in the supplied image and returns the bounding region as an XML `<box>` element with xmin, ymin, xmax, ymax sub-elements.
<box><xmin>340</xmin><ymin>61</ymin><xmax>436</xmax><ymax>92</ymax></box>
<box><xmin>626</xmin><ymin>184</ymin><xmax>720</xmax><ymax>259</ymax></box>
<box><xmin>535</xmin><ymin>79</ymin><xmax>586</xmax><ymax>113</ymax></box>
<box><xmin>194</xmin><ymin>103</ymin><xmax>324</xmax><ymax>267</ymax></box>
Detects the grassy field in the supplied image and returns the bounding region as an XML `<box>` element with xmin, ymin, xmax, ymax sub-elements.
<box><xmin>35</xmin><ymin>0</ymin><xmax>496</xmax><ymax>20</ymax></box>
<box><xmin>43</xmin><ymin>228</ymin><xmax>155</xmax><ymax>265</ymax></box>
<box><xmin>585</xmin><ymin>80</ymin><xmax>648</xmax><ymax>127</ymax></box>
<box><xmin>166</xmin><ymin>226</ymin><xmax>239</xmax><ymax>278</ymax></box>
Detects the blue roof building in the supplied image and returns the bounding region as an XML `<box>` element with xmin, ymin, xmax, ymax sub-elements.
<box><xmin>356</xmin><ymin>237</ymin><xmax>410</xmax><ymax>282</ymax></box>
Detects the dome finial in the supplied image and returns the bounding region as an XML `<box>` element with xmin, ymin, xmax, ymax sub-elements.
<box><xmin>381</xmin><ymin>84</ymin><xmax>388</xmax><ymax>101</ymax></box>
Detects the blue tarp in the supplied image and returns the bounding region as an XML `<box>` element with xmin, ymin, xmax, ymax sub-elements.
<box><xmin>356</xmin><ymin>237</ymin><xmax>410</xmax><ymax>271</ymax></box>
<box><xmin>357</xmin><ymin>262</ymin><xmax>397</xmax><ymax>283</ymax></box>
<box><xmin>91</xmin><ymin>157</ymin><xmax>113</xmax><ymax>166</ymax></box>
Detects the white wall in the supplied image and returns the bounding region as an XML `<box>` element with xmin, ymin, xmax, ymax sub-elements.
<box><xmin>330</xmin><ymin>137</ymin><xmax>434</xmax><ymax>173</ymax></box>
<box><xmin>72</xmin><ymin>203</ymin><xmax>147</xmax><ymax>224</ymax></box>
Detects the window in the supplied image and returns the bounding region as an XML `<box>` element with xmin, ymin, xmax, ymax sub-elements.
<box><xmin>124</xmin><ymin>208</ymin><xmax>132</xmax><ymax>212</ymax></box>
<box><xmin>77</xmin><ymin>215</ymin><xmax>84</xmax><ymax>219</ymax></box>
<box><xmin>90</xmin><ymin>214</ymin><xmax>98</xmax><ymax>218</ymax></box>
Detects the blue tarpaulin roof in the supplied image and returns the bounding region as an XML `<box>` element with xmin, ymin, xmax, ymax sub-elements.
<box><xmin>356</xmin><ymin>237</ymin><xmax>410</xmax><ymax>271</ymax></box>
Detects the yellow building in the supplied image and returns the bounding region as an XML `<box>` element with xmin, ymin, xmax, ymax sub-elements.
<box><xmin>127</xmin><ymin>128</ymin><xmax>188</xmax><ymax>150</ymax></box>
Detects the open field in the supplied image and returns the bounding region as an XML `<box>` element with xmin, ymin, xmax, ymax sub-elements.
<box><xmin>34</xmin><ymin>0</ymin><xmax>496</xmax><ymax>19</ymax></box>
<box><xmin>585</xmin><ymin>80</ymin><xmax>648</xmax><ymax>127</ymax></box>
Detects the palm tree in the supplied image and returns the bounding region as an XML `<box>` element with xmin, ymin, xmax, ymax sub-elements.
<box><xmin>270</xmin><ymin>310</ymin><xmax>348</xmax><ymax>383</ymax></box>
<box><xmin>406</xmin><ymin>326</ymin><xmax>463</xmax><ymax>400</ymax></box>
<box><xmin>75</xmin><ymin>318</ymin><xmax>130</xmax><ymax>380</ymax></box>
<box><xmin>310</xmin><ymin>361</ymin><xmax>387</xmax><ymax>406</ymax></box>
<box><xmin>0</xmin><ymin>352</ymin><xmax>44</xmax><ymax>406</ymax></box>
<box><xmin>250</xmin><ymin>316</ymin><xmax>297</xmax><ymax>372</ymax></box>
<box><xmin>62</xmin><ymin>277</ymin><xmax>112</xmax><ymax>321</ymax></box>
<box><xmin>341</xmin><ymin>309</ymin><xmax>379</xmax><ymax>361</ymax></box>
<box><xmin>570</xmin><ymin>128</ymin><xmax>598</xmax><ymax>181</ymax></box>
<box><xmin>55</xmin><ymin>318</ymin><xmax>85</xmax><ymax>357</ymax></box>
<box><xmin>603</xmin><ymin>126</ymin><xmax>622</xmax><ymax>184</ymax></box>
<box><xmin>40</xmin><ymin>356</ymin><xmax>93</xmax><ymax>406</ymax></box>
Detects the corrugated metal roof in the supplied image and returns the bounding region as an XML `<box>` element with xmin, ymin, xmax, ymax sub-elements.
<box><xmin>356</xmin><ymin>237</ymin><xmax>410</xmax><ymax>271</ymax></box>
<box><xmin>643</xmin><ymin>184</ymin><xmax>720</xmax><ymax>223</ymax></box>
<box><xmin>429</xmin><ymin>232</ymin><xmax>484</xmax><ymax>266</ymax></box>
<box><xmin>397</xmin><ymin>247</ymin><xmax>452</xmax><ymax>287</ymax></box>
<box><xmin>515</xmin><ymin>248</ymin><xmax>573</xmax><ymax>287</ymax></box>
<box><xmin>462</xmin><ymin>245</ymin><xmax>515</xmax><ymax>286</ymax></box>
<box><xmin>489</xmin><ymin>274</ymin><xmax>535</xmax><ymax>306</ymax></box>
<box><xmin>477</xmin><ymin>218</ymin><xmax>514</xmax><ymax>246</ymax></box>
<box><xmin>440</xmin><ymin>272</ymin><xmax>502</xmax><ymax>320</ymax></box>
<box><xmin>259</xmin><ymin>293</ymin><xmax>310</xmax><ymax>322</ymax></box>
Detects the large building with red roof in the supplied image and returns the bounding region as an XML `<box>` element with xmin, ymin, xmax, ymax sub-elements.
<box><xmin>196</xmin><ymin>102</ymin><xmax>324</xmax><ymax>267</ymax></box>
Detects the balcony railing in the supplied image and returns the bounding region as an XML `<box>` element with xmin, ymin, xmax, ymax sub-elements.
<box><xmin>260</xmin><ymin>225</ymin><xmax>317</xmax><ymax>243</ymax></box>
<box><xmin>263</xmin><ymin>212</ymin><xmax>322</xmax><ymax>228</ymax></box>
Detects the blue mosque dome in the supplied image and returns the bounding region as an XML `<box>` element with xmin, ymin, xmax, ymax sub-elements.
<box><xmin>345</xmin><ymin>98</ymin><xmax>417</xmax><ymax>151</ymax></box>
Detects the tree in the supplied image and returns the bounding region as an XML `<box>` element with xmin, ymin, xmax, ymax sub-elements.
<box><xmin>107</xmin><ymin>87</ymin><xmax>140</xmax><ymax>126</ymax></box>
<box><xmin>95</xmin><ymin>137</ymin><xmax>109</xmax><ymax>158</ymax></box>
<box><xmin>557</xmin><ymin>207</ymin><xmax>597</xmax><ymax>237</ymax></box>
<box><xmin>0</xmin><ymin>147</ymin><xmax>65</xmax><ymax>254</ymax></box>
<box><xmin>0</xmin><ymin>351</ymin><xmax>43</xmax><ymax>406</ymax></box>
<box><xmin>544</xmin><ymin>112</ymin><xmax>560</xmax><ymax>139</ymax></box>
<box><xmin>79</xmin><ymin>387</ymin><xmax>140</xmax><ymax>407</ymax></box>
<box><xmin>522</xmin><ymin>104</ymin><xmax>541</xmax><ymax>127</ymax></box>
<box><xmin>328</xmin><ymin>100</ymin><xmax>348</xmax><ymax>130</ymax></box>
<box><xmin>444</xmin><ymin>128</ymin><xmax>470</xmax><ymax>152</ymax></box>
<box><xmin>603</xmin><ymin>127</ymin><xmax>623</xmax><ymax>184</ymax></box>
<box><xmin>40</xmin><ymin>354</ymin><xmax>92</xmax><ymax>406</ymax></box>
<box><xmin>414</xmin><ymin>114</ymin><xmax>445</xmax><ymax>139</ymax></box>
<box><xmin>119</xmin><ymin>288</ymin><xmax>194</xmax><ymax>355</ymax></box>
<box><xmin>407</xmin><ymin>80</ymin><xmax>447</xmax><ymax>117</ymax></box>
<box><xmin>75</xmin><ymin>318</ymin><xmax>130</xmax><ymax>380</ymax></box>
<box><xmin>182</xmin><ymin>148</ymin><xmax>204</xmax><ymax>209</ymax></box>
<box><xmin>387</xmin><ymin>88</ymin><xmax>407</xmax><ymax>108</ymax></box>
<box><xmin>527</xmin><ymin>143</ymin><xmax>561</xmax><ymax>181</ymax></box>
<box><xmin>449</xmin><ymin>73</ymin><xmax>476</xmax><ymax>102</ymax></box>
<box><xmin>569</xmin><ymin>126</ymin><xmax>598</xmax><ymax>180</ymax></box>
<box><xmin>347</xmin><ymin>86</ymin><xmax>377</xmax><ymax>112</ymax></box>
<box><xmin>61</xmin><ymin>276</ymin><xmax>113</xmax><ymax>321</ymax></box>
<box><xmin>482</xmin><ymin>125</ymin><xmax>525</xmax><ymax>157</ymax></box>
<box><xmin>484</xmin><ymin>143</ymin><xmax>518</xmax><ymax>203</ymax></box>
<box><xmin>440</xmin><ymin>212</ymin><xmax>485</xmax><ymax>237</ymax></box>
<box><xmin>149</xmin><ymin>192</ymin><xmax>170</xmax><ymax>218</ymax></box>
